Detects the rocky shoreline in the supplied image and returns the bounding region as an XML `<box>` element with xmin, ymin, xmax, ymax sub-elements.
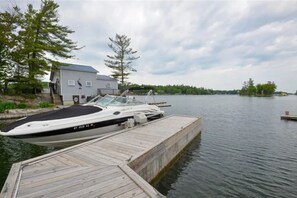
<box><xmin>0</xmin><ymin>106</ymin><xmax>64</xmax><ymax>120</ymax></box>
<box><xmin>0</xmin><ymin>93</ymin><xmax>57</xmax><ymax>120</ymax></box>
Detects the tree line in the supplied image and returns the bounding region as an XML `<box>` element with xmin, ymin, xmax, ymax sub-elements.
<box><xmin>239</xmin><ymin>78</ymin><xmax>277</xmax><ymax>96</ymax></box>
<box><xmin>127</xmin><ymin>84</ymin><xmax>238</xmax><ymax>95</ymax></box>
<box><xmin>0</xmin><ymin>0</ymin><xmax>79</xmax><ymax>94</ymax></box>
<box><xmin>154</xmin><ymin>85</ymin><xmax>213</xmax><ymax>95</ymax></box>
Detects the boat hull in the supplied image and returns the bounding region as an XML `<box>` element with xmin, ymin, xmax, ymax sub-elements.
<box><xmin>17</xmin><ymin>123</ymin><xmax>124</xmax><ymax>147</ymax></box>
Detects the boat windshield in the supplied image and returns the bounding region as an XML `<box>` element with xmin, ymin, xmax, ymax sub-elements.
<box><xmin>94</xmin><ymin>95</ymin><xmax>116</xmax><ymax>107</ymax></box>
<box><xmin>88</xmin><ymin>95</ymin><xmax>102</xmax><ymax>103</ymax></box>
<box><xmin>94</xmin><ymin>95</ymin><xmax>144</xmax><ymax>107</ymax></box>
<box><xmin>108</xmin><ymin>96</ymin><xmax>144</xmax><ymax>106</ymax></box>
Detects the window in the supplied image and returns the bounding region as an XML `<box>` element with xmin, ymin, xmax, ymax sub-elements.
<box><xmin>68</xmin><ymin>80</ymin><xmax>75</xmax><ymax>86</ymax></box>
<box><xmin>86</xmin><ymin>81</ymin><xmax>92</xmax><ymax>87</ymax></box>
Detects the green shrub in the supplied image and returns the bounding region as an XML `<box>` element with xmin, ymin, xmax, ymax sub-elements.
<box><xmin>0</xmin><ymin>102</ymin><xmax>29</xmax><ymax>112</ymax></box>
<box><xmin>17</xmin><ymin>103</ymin><xmax>28</xmax><ymax>109</ymax></box>
<box><xmin>0</xmin><ymin>106</ymin><xmax>4</xmax><ymax>113</ymax></box>
<box><xmin>38</xmin><ymin>101</ymin><xmax>53</xmax><ymax>108</ymax></box>
<box><xmin>0</xmin><ymin>102</ymin><xmax>17</xmax><ymax>113</ymax></box>
<box><xmin>2</xmin><ymin>102</ymin><xmax>16</xmax><ymax>109</ymax></box>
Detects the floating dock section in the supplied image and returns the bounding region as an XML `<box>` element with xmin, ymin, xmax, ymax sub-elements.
<box><xmin>281</xmin><ymin>114</ymin><xmax>297</xmax><ymax>121</ymax></box>
<box><xmin>1</xmin><ymin>115</ymin><xmax>201</xmax><ymax>198</ymax></box>
<box><xmin>281</xmin><ymin>111</ymin><xmax>297</xmax><ymax>121</ymax></box>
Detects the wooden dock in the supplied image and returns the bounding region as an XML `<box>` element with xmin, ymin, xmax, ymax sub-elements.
<box><xmin>281</xmin><ymin>114</ymin><xmax>297</xmax><ymax>121</ymax></box>
<box><xmin>1</xmin><ymin>115</ymin><xmax>201</xmax><ymax>198</ymax></box>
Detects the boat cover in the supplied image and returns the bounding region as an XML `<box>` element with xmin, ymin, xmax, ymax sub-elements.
<box><xmin>2</xmin><ymin>105</ymin><xmax>102</xmax><ymax>132</ymax></box>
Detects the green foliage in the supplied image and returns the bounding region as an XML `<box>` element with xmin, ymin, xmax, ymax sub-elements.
<box><xmin>18</xmin><ymin>1</ymin><xmax>79</xmax><ymax>75</ymax></box>
<box><xmin>129</xmin><ymin>84</ymin><xmax>214</xmax><ymax>95</ymax></box>
<box><xmin>240</xmin><ymin>78</ymin><xmax>277</xmax><ymax>96</ymax></box>
<box><xmin>213</xmin><ymin>90</ymin><xmax>239</xmax><ymax>95</ymax></box>
<box><xmin>239</xmin><ymin>78</ymin><xmax>256</xmax><ymax>96</ymax></box>
<box><xmin>104</xmin><ymin>34</ymin><xmax>140</xmax><ymax>86</ymax></box>
<box><xmin>0</xmin><ymin>100</ymin><xmax>52</xmax><ymax>113</ymax></box>
<box><xmin>0</xmin><ymin>101</ymin><xmax>53</xmax><ymax>112</ymax></box>
<box><xmin>0</xmin><ymin>0</ymin><xmax>79</xmax><ymax>94</ymax></box>
<box><xmin>256</xmin><ymin>81</ymin><xmax>277</xmax><ymax>96</ymax></box>
<box><xmin>17</xmin><ymin>103</ymin><xmax>28</xmax><ymax>109</ymax></box>
<box><xmin>0</xmin><ymin>102</ymin><xmax>27</xmax><ymax>112</ymax></box>
<box><xmin>11</xmin><ymin>78</ymin><xmax>43</xmax><ymax>94</ymax></box>
<box><xmin>41</xmin><ymin>81</ymin><xmax>49</xmax><ymax>88</ymax></box>
<box><xmin>0</xmin><ymin>102</ymin><xmax>15</xmax><ymax>112</ymax></box>
<box><xmin>38</xmin><ymin>101</ymin><xmax>53</xmax><ymax>108</ymax></box>
<box><xmin>0</xmin><ymin>6</ymin><xmax>22</xmax><ymax>93</ymax></box>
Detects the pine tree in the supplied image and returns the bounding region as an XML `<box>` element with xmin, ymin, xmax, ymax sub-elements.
<box><xmin>247</xmin><ymin>78</ymin><xmax>256</xmax><ymax>96</ymax></box>
<box><xmin>239</xmin><ymin>78</ymin><xmax>256</xmax><ymax>96</ymax></box>
<box><xmin>0</xmin><ymin>7</ymin><xmax>21</xmax><ymax>92</ymax></box>
<box><xmin>17</xmin><ymin>0</ymin><xmax>79</xmax><ymax>93</ymax></box>
<box><xmin>104</xmin><ymin>34</ymin><xmax>140</xmax><ymax>86</ymax></box>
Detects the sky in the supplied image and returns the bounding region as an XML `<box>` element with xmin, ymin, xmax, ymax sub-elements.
<box><xmin>1</xmin><ymin>0</ymin><xmax>297</xmax><ymax>92</ymax></box>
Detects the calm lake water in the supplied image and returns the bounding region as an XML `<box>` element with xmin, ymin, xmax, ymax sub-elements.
<box><xmin>1</xmin><ymin>95</ymin><xmax>297</xmax><ymax>197</ymax></box>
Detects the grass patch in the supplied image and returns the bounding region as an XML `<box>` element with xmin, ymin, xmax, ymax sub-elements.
<box><xmin>0</xmin><ymin>102</ymin><xmax>18</xmax><ymax>113</ymax></box>
<box><xmin>17</xmin><ymin>103</ymin><xmax>28</xmax><ymax>109</ymax></box>
<box><xmin>38</xmin><ymin>101</ymin><xmax>53</xmax><ymax>108</ymax></box>
<box><xmin>0</xmin><ymin>100</ymin><xmax>53</xmax><ymax>113</ymax></box>
<box><xmin>0</xmin><ymin>102</ymin><xmax>28</xmax><ymax>113</ymax></box>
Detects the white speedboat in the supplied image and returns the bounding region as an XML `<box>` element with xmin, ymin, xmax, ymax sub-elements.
<box><xmin>0</xmin><ymin>90</ymin><xmax>164</xmax><ymax>147</ymax></box>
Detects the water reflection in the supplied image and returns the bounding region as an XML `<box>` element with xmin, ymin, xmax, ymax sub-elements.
<box><xmin>0</xmin><ymin>122</ymin><xmax>56</xmax><ymax>188</ymax></box>
<box><xmin>153</xmin><ymin>134</ymin><xmax>202</xmax><ymax>195</ymax></box>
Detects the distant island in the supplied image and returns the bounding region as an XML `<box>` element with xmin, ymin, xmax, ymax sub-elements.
<box><xmin>239</xmin><ymin>78</ymin><xmax>277</xmax><ymax>97</ymax></box>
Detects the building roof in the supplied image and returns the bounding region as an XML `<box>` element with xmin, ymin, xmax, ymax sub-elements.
<box><xmin>59</xmin><ymin>63</ymin><xmax>98</xmax><ymax>73</ymax></box>
<box><xmin>96</xmin><ymin>75</ymin><xmax>117</xmax><ymax>81</ymax></box>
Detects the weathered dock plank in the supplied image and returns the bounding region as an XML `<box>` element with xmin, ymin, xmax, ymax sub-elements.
<box><xmin>19</xmin><ymin>166</ymin><xmax>89</xmax><ymax>187</ymax></box>
<box><xmin>21</xmin><ymin>165</ymin><xmax>74</xmax><ymax>180</ymax></box>
<box><xmin>66</xmin><ymin>150</ymin><xmax>109</xmax><ymax>166</ymax></box>
<box><xmin>0</xmin><ymin>163</ymin><xmax>22</xmax><ymax>198</ymax></box>
<box><xmin>58</xmin><ymin>153</ymin><xmax>92</xmax><ymax>166</ymax></box>
<box><xmin>114</xmin><ymin>188</ymin><xmax>144</xmax><ymax>198</ymax></box>
<box><xmin>19</xmin><ymin>166</ymin><xmax>126</xmax><ymax>198</ymax></box>
<box><xmin>93</xmin><ymin>140</ymin><xmax>142</xmax><ymax>156</ymax></box>
<box><xmin>1</xmin><ymin>115</ymin><xmax>201</xmax><ymax>198</ymax></box>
